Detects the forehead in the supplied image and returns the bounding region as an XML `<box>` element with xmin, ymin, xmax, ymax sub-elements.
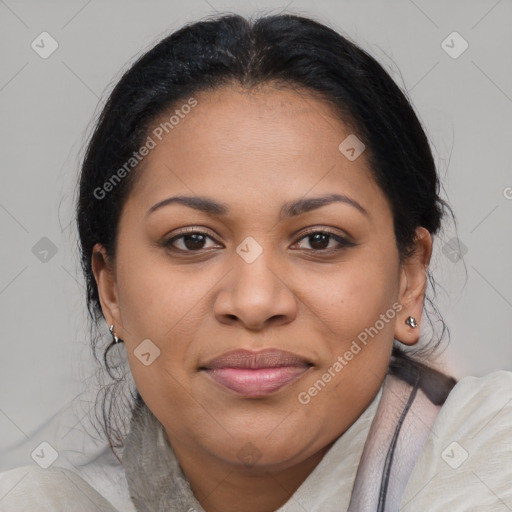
<box><xmin>125</xmin><ymin>83</ymin><xmax>389</xmax><ymax>221</ymax></box>
<box><xmin>163</xmin><ymin>83</ymin><xmax>360</xmax><ymax>158</ymax></box>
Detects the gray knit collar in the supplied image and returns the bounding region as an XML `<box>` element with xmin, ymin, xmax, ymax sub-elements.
<box><xmin>123</xmin><ymin>402</ymin><xmax>205</xmax><ymax>512</ymax></box>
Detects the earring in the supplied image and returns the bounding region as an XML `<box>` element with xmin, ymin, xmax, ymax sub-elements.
<box><xmin>109</xmin><ymin>324</ymin><xmax>122</xmax><ymax>344</ymax></box>
<box><xmin>405</xmin><ymin>316</ymin><xmax>418</xmax><ymax>328</ymax></box>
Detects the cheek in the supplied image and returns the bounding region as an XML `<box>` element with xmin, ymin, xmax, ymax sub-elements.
<box><xmin>115</xmin><ymin>244</ymin><xmax>207</xmax><ymax>340</ymax></box>
<box><xmin>116</xmin><ymin>260</ymin><xmax>204</xmax><ymax>425</ymax></box>
<box><xmin>297</xmin><ymin>251</ymin><xmax>400</xmax><ymax>399</ymax></box>
<box><xmin>303</xmin><ymin>254</ymin><xmax>400</xmax><ymax>336</ymax></box>
<box><xmin>113</xmin><ymin>247</ymin><xmax>227</xmax><ymax>407</ymax></box>
<box><xmin>295</xmin><ymin>260</ymin><xmax>399</xmax><ymax>426</ymax></box>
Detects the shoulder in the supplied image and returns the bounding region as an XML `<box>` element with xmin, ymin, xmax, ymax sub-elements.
<box><xmin>436</xmin><ymin>370</ymin><xmax>512</xmax><ymax>430</ymax></box>
<box><xmin>0</xmin><ymin>464</ymin><xmax>120</xmax><ymax>511</ymax></box>
<box><xmin>435</xmin><ymin>370</ymin><xmax>512</xmax><ymax>445</ymax></box>
<box><xmin>402</xmin><ymin>370</ymin><xmax>512</xmax><ymax>511</ymax></box>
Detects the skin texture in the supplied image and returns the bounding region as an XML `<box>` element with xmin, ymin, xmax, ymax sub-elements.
<box><xmin>92</xmin><ymin>83</ymin><xmax>432</xmax><ymax>512</ymax></box>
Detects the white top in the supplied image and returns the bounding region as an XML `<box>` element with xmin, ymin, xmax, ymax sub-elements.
<box><xmin>1</xmin><ymin>370</ymin><xmax>511</xmax><ymax>511</ymax></box>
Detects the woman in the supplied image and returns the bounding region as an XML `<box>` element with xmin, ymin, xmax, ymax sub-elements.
<box><xmin>1</xmin><ymin>12</ymin><xmax>510</xmax><ymax>512</ymax></box>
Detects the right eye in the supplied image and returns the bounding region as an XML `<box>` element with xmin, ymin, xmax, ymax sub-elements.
<box><xmin>162</xmin><ymin>229</ymin><xmax>222</xmax><ymax>253</ymax></box>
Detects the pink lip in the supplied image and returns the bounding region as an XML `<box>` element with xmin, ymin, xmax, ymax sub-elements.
<box><xmin>200</xmin><ymin>349</ymin><xmax>313</xmax><ymax>397</ymax></box>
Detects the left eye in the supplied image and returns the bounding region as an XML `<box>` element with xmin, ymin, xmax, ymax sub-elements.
<box><xmin>294</xmin><ymin>231</ymin><xmax>353</xmax><ymax>251</ymax></box>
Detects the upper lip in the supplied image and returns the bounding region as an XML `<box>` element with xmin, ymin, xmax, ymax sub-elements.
<box><xmin>200</xmin><ymin>349</ymin><xmax>312</xmax><ymax>370</ymax></box>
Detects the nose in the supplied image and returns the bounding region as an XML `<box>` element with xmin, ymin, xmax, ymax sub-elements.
<box><xmin>213</xmin><ymin>249</ymin><xmax>297</xmax><ymax>331</ymax></box>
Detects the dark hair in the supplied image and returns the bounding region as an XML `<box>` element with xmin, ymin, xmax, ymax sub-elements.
<box><xmin>76</xmin><ymin>12</ymin><xmax>457</xmax><ymax>457</ymax></box>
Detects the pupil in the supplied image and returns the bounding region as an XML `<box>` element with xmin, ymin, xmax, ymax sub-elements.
<box><xmin>184</xmin><ymin>234</ymin><xmax>205</xmax><ymax>250</ymax></box>
<box><xmin>310</xmin><ymin>233</ymin><xmax>329</xmax><ymax>250</ymax></box>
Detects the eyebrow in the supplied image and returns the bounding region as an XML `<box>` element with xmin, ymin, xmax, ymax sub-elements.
<box><xmin>146</xmin><ymin>193</ymin><xmax>369</xmax><ymax>219</ymax></box>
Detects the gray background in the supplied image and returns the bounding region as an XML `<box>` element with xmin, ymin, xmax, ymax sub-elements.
<box><xmin>1</xmin><ymin>0</ymin><xmax>511</xmax><ymax>470</ymax></box>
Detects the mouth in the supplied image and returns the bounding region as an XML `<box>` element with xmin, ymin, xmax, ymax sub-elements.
<box><xmin>199</xmin><ymin>348</ymin><xmax>313</xmax><ymax>397</ymax></box>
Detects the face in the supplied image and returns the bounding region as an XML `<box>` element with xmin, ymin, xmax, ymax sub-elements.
<box><xmin>93</xmin><ymin>83</ymin><xmax>431</xmax><ymax>475</ymax></box>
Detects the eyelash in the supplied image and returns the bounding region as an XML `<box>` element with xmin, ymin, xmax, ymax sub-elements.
<box><xmin>162</xmin><ymin>227</ymin><xmax>355</xmax><ymax>254</ymax></box>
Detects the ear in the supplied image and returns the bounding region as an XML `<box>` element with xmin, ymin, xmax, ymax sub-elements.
<box><xmin>394</xmin><ymin>227</ymin><xmax>432</xmax><ymax>346</ymax></box>
<box><xmin>91</xmin><ymin>243</ymin><xmax>123</xmax><ymax>337</ymax></box>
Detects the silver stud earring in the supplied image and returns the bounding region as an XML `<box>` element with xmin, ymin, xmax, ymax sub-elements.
<box><xmin>109</xmin><ymin>324</ymin><xmax>121</xmax><ymax>343</ymax></box>
<box><xmin>405</xmin><ymin>316</ymin><xmax>418</xmax><ymax>328</ymax></box>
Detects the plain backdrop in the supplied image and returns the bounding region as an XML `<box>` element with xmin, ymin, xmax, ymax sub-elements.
<box><xmin>1</xmin><ymin>0</ymin><xmax>511</xmax><ymax>471</ymax></box>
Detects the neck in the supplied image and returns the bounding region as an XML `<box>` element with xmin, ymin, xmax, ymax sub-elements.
<box><xmin>169</xmin><ymin>435</ymin><xmax>336</xmax><ymax>512</ymax></box>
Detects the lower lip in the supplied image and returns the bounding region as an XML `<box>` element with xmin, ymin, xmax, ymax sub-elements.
<box><xmin>202</xmin><ymin>366</ymin><xmax>311</xmax><ymax>397</ymax></box>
